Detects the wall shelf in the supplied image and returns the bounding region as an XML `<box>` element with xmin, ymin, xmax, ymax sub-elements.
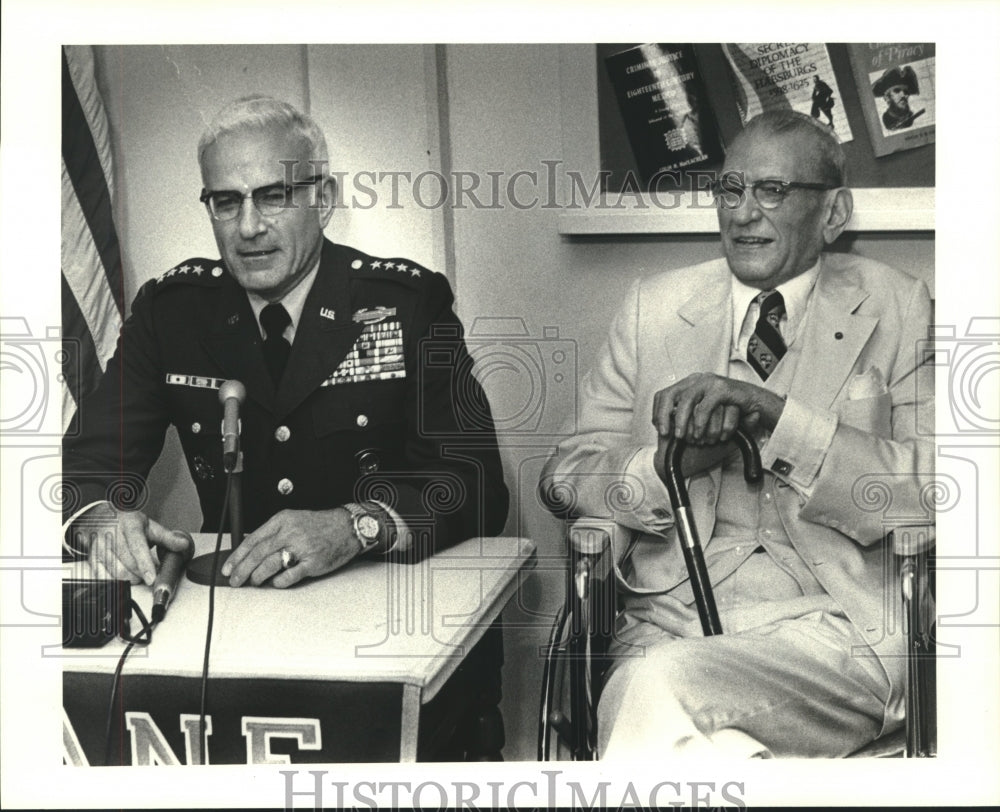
<box><xmin>557</xmin><ymin>187</ymin><xmax>935</xmax><ymax>235</ymax></box>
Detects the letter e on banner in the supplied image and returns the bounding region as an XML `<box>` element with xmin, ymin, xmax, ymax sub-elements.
<box><xmin>242</xmin><ymin>717</ymin><xmax>322</xmax><ymax>764</ymax></box>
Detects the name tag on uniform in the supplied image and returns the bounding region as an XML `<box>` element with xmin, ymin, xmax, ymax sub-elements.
<box><xmin>321</xmin><ymin>319</ymin><xmax>406</xmax><ymax>386</ymax></box>
<box><xmin>165</xmin><ymin>374</ymin><xmax>225</xmax><ymax>390</ymax></box>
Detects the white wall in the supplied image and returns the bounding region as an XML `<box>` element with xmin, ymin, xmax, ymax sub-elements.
<box><xmin>305</xmin><ymin>44</ymin><xmax>447</xmax><ymax>272</ymax></box>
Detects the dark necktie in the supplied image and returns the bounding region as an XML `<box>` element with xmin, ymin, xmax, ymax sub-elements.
<box><xmin>260</xmin><ymin>303</ymin><xmax>292</xmax><ymax>386</ymax></box>
<box><xmin>746</xmin><ymin>290</ymin><xmax>787</xmax><ymax>381</ymax></box>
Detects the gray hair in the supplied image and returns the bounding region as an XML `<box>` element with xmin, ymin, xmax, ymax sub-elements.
<box><xmin>734</xmin><ymin>110</ymin><xmax>847</xmax><ymax>187</ymax></box>
<box><xmin>197</xmin><ymin>95</ymin><xmax>329</xmax><ymax>172</ymax></box>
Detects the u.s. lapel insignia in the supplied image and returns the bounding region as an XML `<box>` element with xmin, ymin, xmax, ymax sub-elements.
<box><xmin>320</xmin><ymin>307</ymin><xmax>336</xmax><ymax>321</ymax></box>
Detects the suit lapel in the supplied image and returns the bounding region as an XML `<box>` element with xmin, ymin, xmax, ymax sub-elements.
<box><xmin>675</xmin><ymin>264</ymin><xmax>733</xmax><ymax>378</ymax></box>
<box><xmin>673</xmin><ymin>265</ymin><xmax>733</xmax><ymax>500</ymax></box>
<box><xmin>788</xmin><ymin>257</ymin><xmax>877</xmax><ymax>409</ymax></box>
<box><xmin>202</xmin><ymin>273</ymin><xmax>275</xmax><ymax>412</ymax></box>
<box><xmin>276</xmin><ymin>242</ymin><xmax>365</xmax><ymax>417</ymax></box>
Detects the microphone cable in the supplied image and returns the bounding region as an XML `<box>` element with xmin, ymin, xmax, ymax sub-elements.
<box><xmin>195</xmin><ymin>466</ymin><xmax>235</xmax><ymax>765</ymax></box>
<box><xmin>102</xmin><ymin>599</ymin><xmax>155</xmax><ymax>766</ymax></box>
<box><xmin>100</xmin><ymin>470</ymin><xmax>232</xmax><ymax>766</ymax></box>
<box><xmin>101</xmin><ymin>450</ymin><xmax>236</xmax><ymax>764</ymax></box>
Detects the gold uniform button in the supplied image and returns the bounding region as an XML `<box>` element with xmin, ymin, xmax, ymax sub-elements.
<box><xmin>274</xmin><ymin>425</ymin><xmax>291</xmax><ymax>442</ymax></box>
<box><xmin>356</xmin><ymin>414</ymin><xmax>369</xmax><ymax>428</ymax></box>
<box><xmin>211</xmin><ymin>266</ymin><xmax>224</xmax><ymax>278</ymax></box>
<box><xmin>191</xmin><ymin>422</ymin><xmax>201</xmax><ymax>434</ymax></box>
<box><xmin>351</xmin><ymin>259</ymin><xmax>363</xmax><ymax>270</ymax></box>
<box><xmin>277</xmin><ymin>478</ymin><xmax>294</xmax><ymax>496</ymax></box>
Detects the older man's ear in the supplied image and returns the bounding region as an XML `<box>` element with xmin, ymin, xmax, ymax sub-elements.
<box><xmin>318</xmin><ymin>176</ymin><xmax>338</xmax><ymax>228</ymax></box>
<box><xmin>822</xmin><ymin>187</ymin><xmax>854</xmax><ymax>245</ymax></box>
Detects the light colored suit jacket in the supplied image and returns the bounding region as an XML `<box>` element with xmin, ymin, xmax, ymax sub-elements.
<box><xmin>543</xmin><ymin>252</ymin><xmax>934</xmax><ymax>703</ymax></box>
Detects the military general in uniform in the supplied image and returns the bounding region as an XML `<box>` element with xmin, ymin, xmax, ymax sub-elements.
<box><xmin>63</xmin><ymin>96</ymin><xmax>508</xmax><ymax>588</ymax></box>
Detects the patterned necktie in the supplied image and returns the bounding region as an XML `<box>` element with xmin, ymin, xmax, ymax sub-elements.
<box><xmin>747</xmin><ymin>290</ymin><xmax>786</xmax><ymax>380</ymax></box>
<box><xmin>260</xmin><ymin>303</ymin><xmax>292</xmax><ymax>386</ymax></box>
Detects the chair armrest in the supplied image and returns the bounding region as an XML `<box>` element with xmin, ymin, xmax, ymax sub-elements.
<box><xmin>560</xmin><ymin>518</ymin><xmax>631</xmax><ymax>759</ymax></box>
<box><xmin>890</xmin><ymin>529</ymin><xmax>937</xmax><ymax>757</ymax></box>
<box><xmin>890</xmin><ymin>525</ymin><xmax>935</xmax><ymax>556</ymax></box>
<box><xmin>568</xmin><ymin>517</ymin><xmax>635</xmax><ymax>556</ymax></box>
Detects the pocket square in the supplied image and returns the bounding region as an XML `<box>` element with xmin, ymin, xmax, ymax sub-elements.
<box><xmin>847</xmin><ymin>365</ymin><xmax>887</xmax><ymax>400</ymax></box>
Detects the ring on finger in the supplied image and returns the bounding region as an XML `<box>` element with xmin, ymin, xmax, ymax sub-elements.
<box><xmin>280</xmin><ymin>548</ymin><xmax>297</xmax><ymax>570</ymax></box>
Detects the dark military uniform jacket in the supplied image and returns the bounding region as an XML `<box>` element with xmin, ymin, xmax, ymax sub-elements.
<box><xmin>63</xmin><ymin>239</ymin><xmax>509</xmax><ymax>559</ymax></box>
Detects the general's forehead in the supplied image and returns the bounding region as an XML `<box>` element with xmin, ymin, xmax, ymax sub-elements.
<box><xmin>200</xmin><ymin>126</ymin><xmax>315</xmax><ymax>181</ymax></box>
<box><xmin>204</xmin><ymin>125</ymin><xmax>310</xmax><ymax>159</ymax></box>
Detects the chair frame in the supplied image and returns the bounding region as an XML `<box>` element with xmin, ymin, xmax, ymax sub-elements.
<box><xmin>539</xmin><ymin>435</ymin><xmax>936</xmax><ymax>761</ymax></box>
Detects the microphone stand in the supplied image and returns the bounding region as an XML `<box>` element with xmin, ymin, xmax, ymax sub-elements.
<box><xmin>186</xmin><ymin>433</ymin><xmax>244</xmax><ymax>586</ymax></box>
<box><xmin>228</xmin><ymin>450</ymin><xmax>244</xmax><ymax>551</ymax></box>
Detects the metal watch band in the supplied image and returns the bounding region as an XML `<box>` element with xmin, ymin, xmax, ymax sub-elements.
<box><xmin>344</xmin><ymin>502</ymin><xmax>387</xmax><ymax>554</ymax></box>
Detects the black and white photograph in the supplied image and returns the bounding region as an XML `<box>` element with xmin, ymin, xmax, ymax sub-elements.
<box><xmin>1</xmin><ymin>3</ymin><xmax>999</xmax><ymax>811</ymax></box>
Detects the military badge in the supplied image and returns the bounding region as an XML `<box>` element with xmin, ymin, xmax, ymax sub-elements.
<box><xmin>321</xmin><ymin>319</ymin><xmax>406</xmax><ymax>386</ymax></box>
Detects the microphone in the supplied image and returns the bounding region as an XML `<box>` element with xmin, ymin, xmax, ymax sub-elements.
<box><xmin>219</xmin><ymin>380</ymin><xmax>247</xmax><ymax>472</ymax></box>
<box><xmin>152</xmin><ymin>534</ymin><xmax>195</xmax><ymax>623</ymax></box>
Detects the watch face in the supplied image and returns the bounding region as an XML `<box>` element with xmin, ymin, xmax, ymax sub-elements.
<box><xmin>357</xmin><ymin>514</ymin><xmax>380</xmax><ymax>540</ymax></box>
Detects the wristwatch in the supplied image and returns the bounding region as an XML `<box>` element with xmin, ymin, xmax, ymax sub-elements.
<box><xmin>345</xmin><ymin>502</ymin><xmax>387</xmax><ymax>554</ymax></box>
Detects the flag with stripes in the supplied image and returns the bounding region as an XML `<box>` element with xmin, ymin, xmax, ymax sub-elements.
<box><xmin>61</xmin><ymin>44</ymin><xmax>124</xmax><ymax>434</ymax></box>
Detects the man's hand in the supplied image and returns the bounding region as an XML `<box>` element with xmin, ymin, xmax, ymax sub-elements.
<box><xmin>652</xmin><ymin>373</ymin><xmax>786</xmax><ymax>446</ymax></box>
<box><xmin>75</xmin><ymin>504</ymin><xmax>194</xmax><ymax>585</ymax></box>
<box><xmin>221</xmin><ymin>508</ymin><xmax>359</xmax><ymax>588</ymax></box>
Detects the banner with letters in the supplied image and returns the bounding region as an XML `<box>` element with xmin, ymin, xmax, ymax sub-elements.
<box><xmin>63</xmin><ymin>673</ymin><xmax>405</xmax><ymax>765</ymax></box>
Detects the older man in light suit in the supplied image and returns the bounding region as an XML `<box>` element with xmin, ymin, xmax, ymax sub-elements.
<box><xmin>541</xmin><ymin>110</ymin><xmax>933</xmax><ymax>758</ymax></box>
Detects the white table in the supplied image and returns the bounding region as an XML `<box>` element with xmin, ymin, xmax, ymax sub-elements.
<box><xmin>62</xmin><ymin>535</ymin><xmax>536</xmax><ymax>765</ymax></box>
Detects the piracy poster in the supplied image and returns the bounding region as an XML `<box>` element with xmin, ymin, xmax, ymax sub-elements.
<box><xmin>847</xmin><ymin>43</ymin><xmax>936</xmax><ymax>156</ymax></box>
